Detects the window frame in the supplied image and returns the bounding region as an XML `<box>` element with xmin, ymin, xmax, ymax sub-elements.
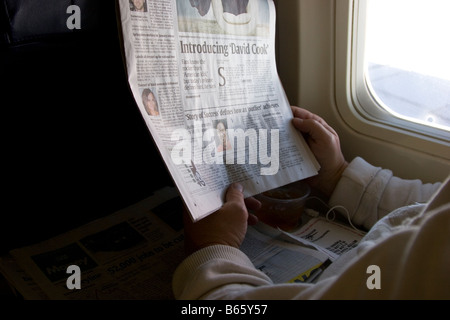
<box><xmin>335</xmin><ymin>0</ymin><xmax>450</xmax><ymax>160</ymax></box>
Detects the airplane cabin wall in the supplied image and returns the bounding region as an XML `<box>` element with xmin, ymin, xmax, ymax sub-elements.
<box><xmin>275</xmin><ymin>0</ymin><xmax>450</xmax><ymax>184</ymax></box>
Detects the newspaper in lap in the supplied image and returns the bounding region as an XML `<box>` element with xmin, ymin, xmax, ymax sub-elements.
<box><xmin>117</xmin><ymin>0</ymin><xmax>320</xmax><ymax>221</ymax></box>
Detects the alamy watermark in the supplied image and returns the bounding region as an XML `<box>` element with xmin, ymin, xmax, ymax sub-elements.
<box><xmin>170</xmin><ymin>121</ymin><xmax>280</xmax><ymax>176</ymax></box>
<box><xmin>66</xmin><ymin>265</ymin><xmax>81</xmax><ymax>290</ymax></box>
<box><xmin>66</xmin><ymin>5</ymin><xmax>81</xmax><ymax>30</ymax></box>
<box><xmin>366</xmin><ymin>265</ymin><xmax>381</xmax><ymax>290</ymax></box>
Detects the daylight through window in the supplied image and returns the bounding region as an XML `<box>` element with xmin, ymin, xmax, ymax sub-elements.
<box><xmin>364</xmin><ymin>0</ymin><xmax>450</xmax><ymax>131</ymax></box>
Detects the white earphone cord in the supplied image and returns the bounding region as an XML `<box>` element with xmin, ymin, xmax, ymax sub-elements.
<box><xmin>306</xmin><ymin>196</ymin><xmax>361</xmax><ymax>232</ymax></box>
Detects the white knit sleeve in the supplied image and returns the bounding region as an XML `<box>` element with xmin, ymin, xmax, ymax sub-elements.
<box><xmin>172</xmin><ymin>245</ymin><xmax>273</xmax><ymax>300</ymax></box>
<box><xmin>328</xmin><ymin>157</ymin><xmax>441</xmax><ymax>230</ymax></box>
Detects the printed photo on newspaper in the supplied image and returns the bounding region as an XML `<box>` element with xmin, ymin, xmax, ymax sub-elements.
<box><xmin>117</xmin><ymin>0</ymin><xmax>320</xmax><ymax>221</ymax></box>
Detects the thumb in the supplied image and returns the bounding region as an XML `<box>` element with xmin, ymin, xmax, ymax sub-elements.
<box><xmin>292</xmin><ymin>117</ymin><xmax>305</xmax><ymax>132</ymax></box>
<box><xmin>225</xmin><ymin>183</ymin><xmax>245</xmax><ymax>203</ymax></box>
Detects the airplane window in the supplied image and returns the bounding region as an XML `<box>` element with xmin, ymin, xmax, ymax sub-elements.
<box><xmin>363</xmin><ymin>0</ymin><xmax>450</xmax><ymax>132</ymax></box>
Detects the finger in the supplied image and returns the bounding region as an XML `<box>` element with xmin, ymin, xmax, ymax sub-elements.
<box><xmin>244</xmin><ymin>196</ymin><xmax>261</xmax><ymax>211</ymax></box>
<box><xmin>224</xmin><ymin>183</ymin><xmax>247</xmax><ymax>213</ymax></box>
<box><xmin>292</xmin><ymin>107</ymin><xmax>337</xmax><ymax>134</ymax></box>
<box><xmin>292</xmin><ymin>118</ymin><xmax>334</xmax><ymax>145</ymax></box>
<box><xmin>225</xmin><ymin>183</ymin><xmax>245</xmax><ymax>202</ymax></box>
<box><xmin>291</xmin><ymin>106</ymin><xmax>323</xmax><ymax>122</ymax></box>
<box><xmin>291</xmin><ymin>106</ymin><xmax>335</xmax><ymax>133</ymax></box>
<box><xmin>291</xmin><ymin>106</ymin><xmax>315</xmax><ymax>120</ymax></box>
<box><xmin>247</xmin><ymin>213</ymin><xmax>259</xmax><ymax>225</ymax></box>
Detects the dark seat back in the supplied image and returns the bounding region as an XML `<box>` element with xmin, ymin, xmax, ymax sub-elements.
<box><xmin>0</xmin><ymin>0</ymin><xmax>172</xmax><ymax>254</ymax></box>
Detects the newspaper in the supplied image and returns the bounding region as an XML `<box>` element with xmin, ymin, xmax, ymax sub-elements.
<box><xmin>0</xmin><ymin>190</ymin><xmax>366</xmax><ymax>299</ymax></box>
<box><xmin>117</xmin><ymin>0</ymin><xmax>320</xmax><ymax>222</ymax></box>
<box><xmin>241</xmin><ymin>227</ymin><xmax>329</xmax><ymax>283</ymax></box>
<box><xmin>0</xmin><ymin>188</ymin><xmax>325</xmax><ymax>299</ymax></box>
<box><xmin>278</xmin><ymin>217</ymin><xmax>367</xmax><ymax>261</ymax></box>
<box><xmin>1</xmin><ymin>187</ymin><xmax>185</xmax><ymax>299</ymax></box>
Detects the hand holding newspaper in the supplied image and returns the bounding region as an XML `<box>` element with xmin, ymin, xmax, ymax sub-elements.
<box><xmin>117</xmin><ymin>0</ymin><xmax>319</xmax><ymax>221</ymax></box>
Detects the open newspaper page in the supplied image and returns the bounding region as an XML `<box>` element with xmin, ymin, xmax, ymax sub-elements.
<box><xmin>3</xmin><ymin>187</ymin><xmax>184</xmax><ymax>300</ymax></box>
<box><xmin>0</xmin><ymin>254</ymin><xmax>49</xmax><ymax>299</ymax></box>
<box><xmin>241</xmin><ymin>227</ymin><xmax>329</xmax><ymax>283</ymax></box>
<box><xmin>278</xmin><ymin>216</ymin><xmax>367</xmax><ymax>261</ymax></box>
<box><xmin>117</xmin><ymin>0</ymin><xmax>320</xmax><ymax>221</ymax></box>
<box><xmin>0</xmin><ymin>188</ymin><xmax>336</xmax><ymax>299</ymax></box>
<box><xmin>252</xmin><ymin>212</ymin><xmax>367</xmax><ymax>262</ymax></box>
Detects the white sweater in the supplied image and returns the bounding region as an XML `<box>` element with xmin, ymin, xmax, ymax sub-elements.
<box><xmin>172</xmin><ymin>157</ymin><xmax>449</xmax><ymax>299</ymax></box>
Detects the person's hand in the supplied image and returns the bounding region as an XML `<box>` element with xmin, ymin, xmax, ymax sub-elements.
<box><xmin>291</xmin><ymin>106</ymin><xmax>348</xmax><ymax>197</ymax></box>
<box><xmin>183</xmin><ymin>183</ymin><xmax>260</xmax><ymax>255</ymax></box>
